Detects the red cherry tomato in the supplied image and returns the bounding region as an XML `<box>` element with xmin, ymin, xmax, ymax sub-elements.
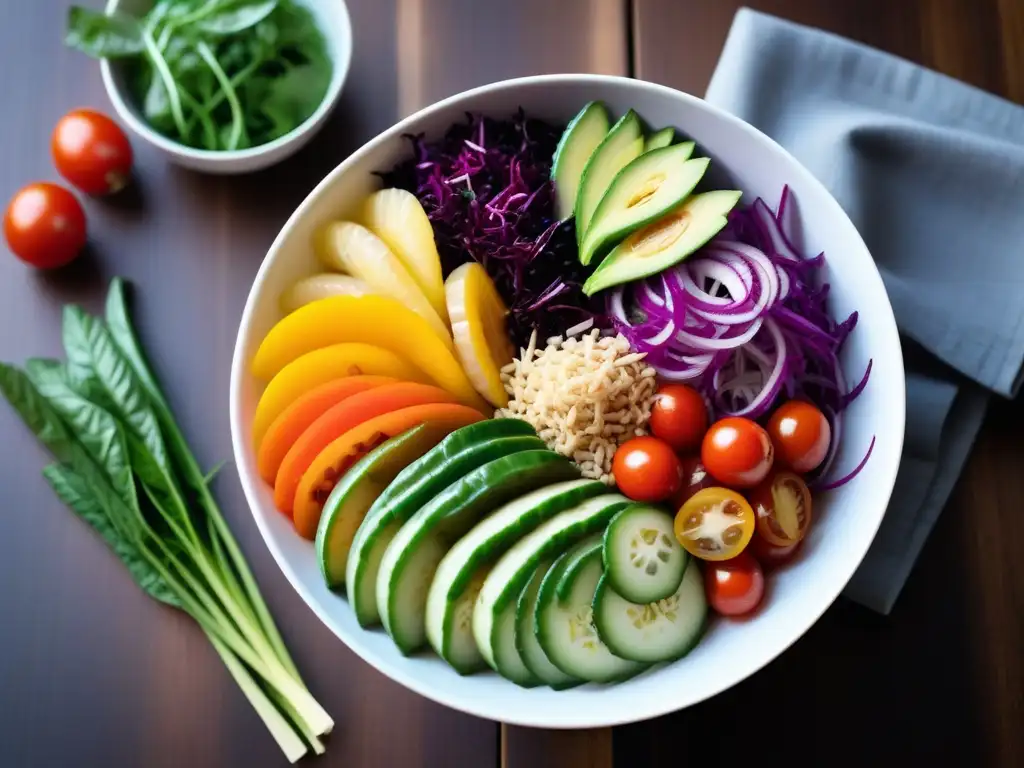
<box><xmin>701</xmin><ymin>417</ymin><xmax>774</xmax><ymax>488</ymax></box>
<box><xmin>767</xmin><ymin>400</ymin><xmax>831</xmax><ymax>473</ymax></box>
<box><xmin>3</xmin><ymin>183</ymin><xmax>86</xmax><ymax>269</ymax></box>
<box><xmin>670</xmin><ymin>455</ymin><xmax>715</xmax><ymax>510</ymax></box>
<box><xmin>749</xmin><ymin>532</ymin><xmax>801</xmax><ymax>569</ymax></box>
<box><xmin>749</xmin><ymin>471</ymin><xmax>813</xmax><ymax>547</ymax></box>
<box><xmin>649</xmin><ymin>384</ymin><xmax>709</xmax><ymax>452</ymax></box>
<box><xmin>704</xmin><ymin>552</ymin><xmax>765</xmax><ymax>616</ymax></box>
<box><xmin>611</xmin><ymin>436</ymin><xmax>683</xmax><ymax>503</ymax></box>
<box><xmin>52</xmin><ymin>109</ymin><xmax>133</xmax><ymax>196</ymax></box>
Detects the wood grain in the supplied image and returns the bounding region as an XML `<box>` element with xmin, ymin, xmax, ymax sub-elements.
<box><xmin>626</xmin><ymin>2</ymin><xmax>1024</xmax><ymax>767</ymax></box>
<box><xmin>0</xmin><ymin>1</ymin><xmax>624</xmax><ymax>767</ymax></box>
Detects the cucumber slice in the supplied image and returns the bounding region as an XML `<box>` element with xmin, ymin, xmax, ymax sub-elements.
<box><xmin>426</xmin><ymin>478</ymin><xmax>604</xmax><ymax>676</ymax></box>
<box><xmin>536</xmin><ymin>546</ymin><xmax>647</xmax><ymax>683</ymax></box>
<box><xmin>346</xmin><ymin>431</ymin><xmax>544</xmax><ymax>627</ymax></box>
<box><xmin>315</xmin><ymin>424</ymin><xmax>449</xmax><ymax>589</ymax></box>
<box><xmin>602</xmin><ymin>504</ymin><xmax>688</xmax><ymax>604</ymax></box>
<box><xmin>515</xmin><ymin>560</ymin><xmax>581</xmax><ymax>690</ymax></box>
<box><xmin>552</xmin><ymin>101</ymin><xmax>610</xmax><ymax>221</ymax></box>
<box><xmin>554</xmin><ymin>533</ymin><xmax>604</xmax><ymax>602</ymax></box>
<box><xmin>378</xmin><ymin>450</ymin><xmax>578</xmax><ymax>654</ymax></box>
<box><xmin>473</xmin><ymin>494</ymin><xmax>629</xmax><ymax>672</ymax></box>
<box><xmin>593</xmin><ymin>560</ymin><xmax>707</xmax><ymax>663</ymax></box>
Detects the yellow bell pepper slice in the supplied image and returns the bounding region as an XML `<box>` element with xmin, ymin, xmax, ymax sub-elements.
<box><xmin>251</xmin><ymin>343</ymin><xmax>429</xmax><ymax>448</ymax></box>
<box><xmin>445</xmin><ymin>262</ymin><xmax>514</xmax><ymax>408</ymax></box>
<box><xmin>251</xmin><ymin>295</ymin><xmax>488</xmax><ymax>412</ymax></box>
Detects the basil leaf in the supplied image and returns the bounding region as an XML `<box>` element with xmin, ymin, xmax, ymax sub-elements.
<box><xmin>44</xmin><ymin>464</ymin><xmax>181</xmax><ymax>608</ymax></box>
<box><xmin>195</xmin><ymin>0</ymin><xmax>279</xmax><ymax>36</ymax></box>
<box><xmin>65</xmin><ymin>6</ymin><xmax>144</xmax><ymax>59</ymax></box>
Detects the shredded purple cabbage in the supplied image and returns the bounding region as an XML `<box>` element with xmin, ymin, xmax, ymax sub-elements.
<box><xmin>377</xmin><ymin>110</ymin><xmax>603</xmax><ymax>348</ymax></box>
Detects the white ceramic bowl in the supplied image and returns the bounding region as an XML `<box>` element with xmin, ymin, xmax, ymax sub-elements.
<box><xmin>100</xmin><ymin>0</ymin><xmax>352</xmax><ymax>174</ymax></box>
<box><xmin>230</xmin><ymin>75</ymin><xmax>905</xmax><ymax>727</ymax></box>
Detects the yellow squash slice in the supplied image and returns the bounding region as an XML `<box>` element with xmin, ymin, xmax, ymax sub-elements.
<box><xmin>364</xmin><ymin>188</ymin><xmax>448</xmax><ymax>324</ymax></box>
<box><xmin>321</xmin><ymin>222</ymin><xmax>452</xmax><ymax>348</ymax></box>
<box><xmin>251</xmin><ymin>295</ymin><xmax>489</xmax><ymax>413</ymax></box>
<box><xmin>445</xmin><ymin>263</ymin><xmax>514</xmax><ymax>408</ymax></box>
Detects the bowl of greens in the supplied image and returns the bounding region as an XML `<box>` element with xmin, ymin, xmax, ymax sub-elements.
<box><xmin>66</xmin><ymin>0</ymin><xmax>351</xmax><ymax>173</ymax></box>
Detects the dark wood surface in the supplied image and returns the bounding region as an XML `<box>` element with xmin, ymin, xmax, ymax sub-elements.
<box><xmin>0</xmin><ymin>1</ymin><xmax>1021</xmax><ymax>766</ymax></box>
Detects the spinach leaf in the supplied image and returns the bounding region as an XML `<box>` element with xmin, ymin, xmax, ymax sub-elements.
<box><xmin>59</xmin><ymin>307</ymin><xmax>201</xmax><ymax>545</ymax></box>
<box><xmin>260</xmin><ymin>62</ymin><xmax>330</xmax><ymax>140</ymax></box>
<box><xmin>25</xmin><ymin>358</ymin><xmax>139</xmax><ymax>516</ymax></box>
<box><xmin>196</xmin><ymin>0</ymin><xmax>280</xmax><ymax>36</ymax></box>
<box><xmin>66</xmin><ymin>6</ymin><xmax>145</xmax><ymax>58</ymax></box>
<box><xmin>44</xmin><ymin>464</ymin><xmax>181</xmax><ymax>607</ymax></box>
<box><xmin>0</xmin><ymin>363</ymin><xmax>145</xmax><ymax>544</ymax></box>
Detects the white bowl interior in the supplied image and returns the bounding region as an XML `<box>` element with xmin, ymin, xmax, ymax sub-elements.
<box><xmin>230</xmin><ymin>76</ymin><xmax>905</xmax><ymax>727</ymax></box>
<box><xmin>102</xmin><ymin>0</ymin><xmax>352</xmax><ymax>169</ymax></box>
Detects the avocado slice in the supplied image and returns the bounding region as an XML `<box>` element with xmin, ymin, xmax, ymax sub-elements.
<box><xmin>582</xmin><ymin>189</ymin><xmax>742</xmax><ymax>296</ymax></box>
<box><xmin>575</xmin><ymin>110</ymin><xmax>644</xmax><ymax>247</ymax></box>
<box><xmin>578</xmin><ymin>144</ymin><xmax>704</xmax><ymax>265</ymax></box>
<box><xmin>552</xmin><ymin>102</ymin><xmax>610</xmax><ymax>221</ymax></box>
<box><xmin>644</xmin><ymin>127</ymin><xmax>674</xmax><ymax>151</ymax></box>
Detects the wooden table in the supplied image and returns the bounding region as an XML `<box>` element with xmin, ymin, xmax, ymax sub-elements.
<box><xmin>0</xmin><ymin>1</ymin><xmax>1020</xmax><ymax>766</ymax></box>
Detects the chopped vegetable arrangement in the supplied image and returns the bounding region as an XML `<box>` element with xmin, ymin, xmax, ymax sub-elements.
<box><xmin>240</xmin><ymin>99</ymin><xmax>875</xmax><ymax>691</ymax></box>
<box><xmin>65</xmin><ymin>1</ymin><xmax>332</xmax><ymax>151</ymax></box>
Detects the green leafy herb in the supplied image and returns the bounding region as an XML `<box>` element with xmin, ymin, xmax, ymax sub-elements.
<box><xmin>65</xmin><ymin>0</ymin><xmax>332</xmax><ymax>152</ymax></box>
<box><xmin>0</xmin><ymin>280</ymin><xmax>332</xmax><ymax>762</ymax></box>
<box><xmin>65</xmin><ymin>7</ymin><xmax>144</xmax><ymax>58</ymax></box>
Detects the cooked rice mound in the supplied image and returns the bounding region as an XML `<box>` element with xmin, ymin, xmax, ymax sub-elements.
<box><xmin>496</xmin><ymin>324</ymin><xmax>656</xmax><ymax>484</ymax></box>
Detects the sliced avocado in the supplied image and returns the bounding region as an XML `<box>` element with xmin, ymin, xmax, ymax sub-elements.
<box><xmin>552</xmin><ymin>102</ymin><xmax>610</xmax><ymax>222</ymax></box>
<box><xmin>579</xmin><ymin>144</ymin><xmax>702</xmax><ymax>265</ymax></box>
<box><xmin>644</xmin><ymin>127</ymin><xmax>674</xmax><ymax>151</ymax></box>
<box><xmin>582</xmin><ymin>189</ymin><xmax>742</xmax><ymax>296</ymax></box>
<box><xmin>575</xmin><ymin>110</ymin><xmax>644</xmax><ymax>248</ymax></box>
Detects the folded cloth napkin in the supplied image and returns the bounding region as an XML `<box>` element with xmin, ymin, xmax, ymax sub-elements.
<box><xmin>706</xmin><ymin>9</ymin><xmax>1024</xmax><ymax>613</ymax></box>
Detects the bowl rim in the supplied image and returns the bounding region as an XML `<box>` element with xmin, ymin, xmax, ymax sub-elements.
<box><xmin>99</xmin><ymin>0</ymin><xmax>353</xmax><ymax>161</ymax></box>
<box><xmin>229</xmin><ymin>73</ymin><xmax>906</xmax><ymax>727</ymax></box>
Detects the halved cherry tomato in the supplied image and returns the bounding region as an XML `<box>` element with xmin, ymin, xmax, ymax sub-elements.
<box><xmin>749</xmin><ymin>532</ymin><xmax>801</xmax><ymax>569</ymax></box>
<box><xmin>650</xmin><ymin>384</ymin><xmax>709</xmax><ymax>452</ymax></box>
<box><xmin>674</xmin><ymin>487</ymin><xmax>755</xmax><ymax>561</ymax></box>
<box><xmin>748</xmin><ymin>471</ymin><xmax>812</xmax><ymax>547</ymax></box>
<box><xmin>701</xmin><ymin>417</ymin><xmax>774</xmax><ymax>488</ymax></box>
<box><xmin>3</xmin><ymin>183</ymin><xmax>86</xmax><ymax>269</ymax></box>
<box><xmin>670</xmin><ymin>455</ymin><xmax>715</xmax><ymax>510</ymax></box>
<box><xmin>767</xmin><ymin>400</ymin><xmax>831</xmax><ymax>473</ymax></box>
<box><xmin>52</xmin><ymin>109</ymin><xmax>133</xmax><ymax>196</ymax></box>
<box><xmin>612</xmin><ymin>436</ymin><xmax>683</xmax><ymax>503</ymax></box>
<box><xmin>704</xmin><ymin>552</ymin><xmax>764</xmax><ymax>616</ymax></box>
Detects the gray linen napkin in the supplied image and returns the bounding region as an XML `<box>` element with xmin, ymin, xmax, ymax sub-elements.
<box><xmin>706</xmin><ymin>8</ymin><xmax>1024</xmax><ymax>613</ymax></box>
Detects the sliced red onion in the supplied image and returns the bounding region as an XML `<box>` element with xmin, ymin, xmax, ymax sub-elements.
<box><xmin>753</xmin><ymin>197</ymin><xmax>800</xmax><ymax>262</ymax></box>
<box><xmin>715</xmin><ymin>318</ymin><xmax>788</xmax><ymax>418</ymax></box>
<box><xmin>643</xmin><ymin>320</ymin><xmax>677</xmax><ymax>347</ymax></box>
<box><xmin>819</xmin><ymin>436</ymin><xmax>876</xmax><ymax>490</ymax></box>
<box><xmin>776</xmin><ymin>185</ymin><xmax>806</xmax><ymax>258</ymax></box>
<box><xmin>642</xmin><ymin>281</ymin><xmax>666</xmax><ymax>308</ymax></box>
<box><xmin>812</xmin><ymin>406</ymin><xmax>842</xmax><ymax>482</ymax></box>
<box><xmin>609</xmin><ymin>287</ymin><xmax>628</xmax><ymax>325</ymax></box>
<box><xmin>675</xmin><ymin>316</ymin><xmax>763</xmax><ymax>351</ymax></box>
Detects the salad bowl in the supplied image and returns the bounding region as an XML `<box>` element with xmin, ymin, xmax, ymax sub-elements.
<box><xmin>229</xmin><ymin>74</ymin><xmax>905</xmax><ymax>728</ymax></box>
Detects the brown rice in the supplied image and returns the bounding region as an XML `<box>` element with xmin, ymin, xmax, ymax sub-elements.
<box><xmin>495</xmin><ymin>323</ymin><xmax>656</xmax><ymax>484</ymax></box>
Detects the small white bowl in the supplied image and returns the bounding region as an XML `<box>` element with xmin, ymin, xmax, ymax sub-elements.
<box><xmin>100</xmin><ymin>0</ymin><xmax>352</xmax><ymax>174</ymax></box>
<box><xmin>230</xmin><ymin>75</ymin><xmax>906</xmax><ymax>727</ymax></box>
